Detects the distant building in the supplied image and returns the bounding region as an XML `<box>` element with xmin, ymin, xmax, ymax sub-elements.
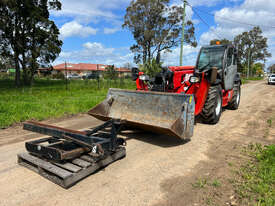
<box><xmin>52</xmin><ymin>63</ymin><xmax>131</xmax><ymax>77</ymax></box>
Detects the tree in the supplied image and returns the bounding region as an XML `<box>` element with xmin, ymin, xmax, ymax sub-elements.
<box><xmin>234</xmin><ymin>27</ymin><xmax>271</xmax><ymax>74</ymax></box>
<box><xmin>123</xmin><ymin>62</ymin><xmax>133</xmax><ymax>69</ymax></box>
<box><xmin>251</xmin><ymin>63</ymin><xmax>264</xmax><ymax>77</ymax></box>
<box><xmin>139</xmin><ymin>58</ymin><xmax>162</xmax><ymax>77</ymax></box>
<box><xmin>0</xmin><ymin>55</ymin><xmax>14</xmax><ymax>71</ymax></box>
<box><xmin>268</xmin><ymin>64</ymin><xmax>275</xmax><ymax>73</ymax></box>
<box><xmin>0</xmin><ymin>0</ymin><xmax>62</xmax><ymax>86</ymax></box>
<box><xmin>104</xmin><ymin>65</ymin><xmax>118</xmax><ymax>80</ymax></box>
<box><xmin>210</xmin><ymin>38</ymin><xmax>231</xmax><ymax>45</ymax></box>
<box><xmin>123</xmin><ymin>0</ymin><xmax>197</xmax><ymax>64</ymax></box>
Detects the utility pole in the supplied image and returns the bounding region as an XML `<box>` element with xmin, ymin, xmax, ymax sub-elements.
<box><xmin>180</xmin><ymin>0</ymin><xmax>187</xmax><ymax>66</ymax></box>
<box><xmin>65</xmin><ymin>61</ymin><xmax>68</xmax><ymax>90</ymax></box>
<box><xmin>97</xmin><ymin>64</ymin><xmax>100</xmax><ymax>89</ymax></box>
<box><xmin>249</xmin><ymin>48</ymin><xmax>250</xmax><ymax>79</ymax></box>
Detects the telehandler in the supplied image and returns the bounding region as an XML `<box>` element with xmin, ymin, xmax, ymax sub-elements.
<box><xmin>18</xmin><ymin>43</ymin><xmax>241</xmax><ymax>188</ymax></box>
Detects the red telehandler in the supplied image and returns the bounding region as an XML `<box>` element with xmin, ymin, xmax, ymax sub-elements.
<box><xmin>89</xmin><ymin>44</ymin><xmax>242</xmax><ymax>140</ymax></box>
<box><xmin>18</xmin><ymin>44</ymin><xmax>241</xmax><ymax>188</ymax></box>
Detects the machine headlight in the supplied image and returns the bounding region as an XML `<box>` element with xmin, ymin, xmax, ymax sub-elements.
<box><xmin>139</xmin><ymin>75</ymin><xmax>149</xmax><ymax>81</ymax></box>
<box><xmin>189</xmin><ymin>76</ymin><xmax>200</xmax><ymax>83</ymax></box>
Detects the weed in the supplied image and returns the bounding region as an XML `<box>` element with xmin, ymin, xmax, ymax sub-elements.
<box><xmin>211</xmin><ymin>179</ymin><xmax>221</xmax><ymax>187</ymax></box>
<box><xmin>267</xmin><ymin>119</ymin><xmax>272</xmax><ymax>127</ymax></box>
<box><xmin>206</xmin><ymin>197</ymin><xmax>213</xmax><ymax>205</ymax></box>
<box><xmin>192</xmin><ymin>178</ymin><xmax>208</xmax><ymax>188</ymax></box>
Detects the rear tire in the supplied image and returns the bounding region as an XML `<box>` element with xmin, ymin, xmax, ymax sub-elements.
<box><xmin>227</xmin><ymin>84</ymin><xmax>241</xmax><ymax>110</ymax></box>
<box><xmin>201</xmin><ymin>85</ymin><xmax>222</xmax><ymax>124</ymax></box>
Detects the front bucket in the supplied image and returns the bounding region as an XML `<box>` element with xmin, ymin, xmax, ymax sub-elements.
<box><xmin>88</xmin><ymin>89</ymin><xmax>195</xmax><ymax>140</ymax></box>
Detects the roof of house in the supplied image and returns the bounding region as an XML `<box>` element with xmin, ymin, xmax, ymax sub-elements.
<box><xmin>53</xmin><ymin>63</ymin><xmax>131</xmax><ymax>72</ymax></box>
<box><xmin>116</xmin><ymin>67</ymin><xmax>132</xmax><ymax>72</ymax></box>
<box><xmin>53</xmin><ymin>63</ymin><xmax>107</xmax><ymax>71</ymax></box>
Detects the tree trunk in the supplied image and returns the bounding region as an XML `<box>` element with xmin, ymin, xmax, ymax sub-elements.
<box><xmin>147</xmin><ymin>42</ymin><xmax>151</xmax><ymax>62</ymax></box>
<box><xmin>143</xmin><ymin>49</ymin><xmax>147</xmax><ymax>64</ymax></box>
<box><xmin>156</xmin><ymin>50</ymin><xmax>161</xmax><ymax>64</ymax></box>
<box><xmin>14</xmin><ymin>54</ymin><xmax>20</xmax><ymax>87</ymax></box>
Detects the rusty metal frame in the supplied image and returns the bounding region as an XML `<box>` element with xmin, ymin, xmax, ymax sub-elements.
<box><xmin>23</xmin><ymin>120</ymin><xmax>125</xmax><ymax>161</ymax></box>
<box><xmin>25</xmin><ymin>137</ymin><xmax>90</xmax><ymax>161</ymax></box>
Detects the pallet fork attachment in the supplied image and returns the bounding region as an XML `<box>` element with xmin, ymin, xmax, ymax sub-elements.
<box><xmin>18</xmin><ymin>120</ymin><xmax>126</xmax><ymax>188</ymax></box>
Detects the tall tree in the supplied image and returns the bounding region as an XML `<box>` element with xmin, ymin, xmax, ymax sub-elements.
<box><xmin>0</xmin><ymin>0</ymin><xmax>62</xmax><ymax>86</ymax></box>
<box><xmin>234</xmin><ymin>27</ymin><xmax>271</xmax><ymax>73</ymax></box>
<box><xmin>268</xmin><ymin>64</ymin><xmax>275</xmax><ymax>73</ymax></box>
<box><xmin>104</xmin><ymin>65</ymin><xmax>118</xmax><ymax>80</ymax></box>
<box><xmin>210</xmin><ymin>38</ymin><xmax>231</xmax><ymax>45</ymax></box>
<box><xmin>123</xmin><ymin>0</ymin><xmax>197</xmax><ymax>64</ymax></box>
<box><xmin>251</xmin><ymin>62</ymin><xmax>264</xmax><ymax>77</ymax></box>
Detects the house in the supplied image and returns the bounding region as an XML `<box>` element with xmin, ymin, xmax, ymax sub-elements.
<box><xmin>52</xmin><ymin>63</ymin><xmax>131</xmax><ymax>77</ymax></box>
<box><xmin>116</xmin><ymin>67</ymin><xmax>132</xmax><ymax>77</ymax></box>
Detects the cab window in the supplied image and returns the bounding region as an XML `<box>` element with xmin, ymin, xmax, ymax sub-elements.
<box><xmin>227</xmin><ymin>48</ymin><xmax>233</xmax><ymax>66</ymax></box>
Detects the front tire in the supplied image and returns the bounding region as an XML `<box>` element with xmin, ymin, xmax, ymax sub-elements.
<box><xmin>201</xmin><ymin>85</ymin><xmax>222</xmax><ymax>124</ymax></box>
<box><xmin>227</xmin><ymin>84</ymin><xmax>241</xmax><ymax>110</ymax></box>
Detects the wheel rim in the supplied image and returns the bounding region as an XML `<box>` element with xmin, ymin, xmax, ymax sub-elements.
<box><xmin>215</xmin><ymin>96</ymin><xmax>222</xmax><ymax>116</ymax></box>
<box><xmin>236</xmin><ymin>88</ymin><xmax>240</xmax><ymax>105</ymax></box>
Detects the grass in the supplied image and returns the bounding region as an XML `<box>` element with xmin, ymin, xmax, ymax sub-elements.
<box><xmin>192</xmin><ymin>178</ymin><xmax>208</xmax><ymax>188</ymax></box>
<box><xmin>0</xmin><ymin>77</ymin><xmax>135</xmax><ymax>128</ymax></box>
<box><xmin>211</xmin><ymin>179</ymin><xmax>221</xmax><ymax>187</ymax></box>
<box><xmin>235</xmin><ymin>144</ymin><xmax>275</xmax><ymax>205</ymax></box>
<box><xmin>241</xmin><ymin>76</ymin><xmax>264</xmax><ymax>84</ymax></box>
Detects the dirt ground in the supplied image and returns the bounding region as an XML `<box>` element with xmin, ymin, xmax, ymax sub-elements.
<box><xmin>0</xmin><ymin>80</ymin><xmax>274</xmax><ymax>206</ymax></box>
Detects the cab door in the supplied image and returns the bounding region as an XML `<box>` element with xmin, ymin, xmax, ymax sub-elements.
<box><xmin>223</xmin><ymin>47</ymin><xmax>237</xmax><ymax>91</ymax></box>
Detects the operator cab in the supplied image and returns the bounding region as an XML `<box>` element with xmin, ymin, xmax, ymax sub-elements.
<box><xmin>196</xmin><ymin>45</ymin><xmax>226</xmax><ymax>72</ymax></box>
<box><xmin>195</xmin><ymin>44</ymin><xmax>238</xmax><ymax>90</ymax></box>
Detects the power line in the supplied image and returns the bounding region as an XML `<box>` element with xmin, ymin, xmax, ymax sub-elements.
<box><xmin>190</xmin><ymin>5</ymin><xmax>223</xmax><ymax>39</ymax></box>
<box><xmin>187</xmin><ymin>3</ymin><xmax>275</xmax><ymax>29</ymax></box>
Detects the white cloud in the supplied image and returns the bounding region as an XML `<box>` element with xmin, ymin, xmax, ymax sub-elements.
<box><xmin>172</xmin><ymin>0</ymin><xmax>220</xmax><ymax>7</ymax></box>
<box><xmin>172</xmin><ymin>0</ymin><xmax>241</xmax><ymax>7</ymax></box>
<box><xmin>57</xmin><ymin>42</ymin><xmax>133</xmax><ymax>66</ymax></box>
<box><xmin>104</xmin><ymin>27</ymin><xmax>120</xmax><ymax>34</ymax></box>
<box><xmin>161</xmin><ymin>45</ymin><xmax>200</xmax><ymax>66</ymax></box>
<box><xmin>198</xmin><ymin>0</ymin><xmax>275</xmax><ymax>66</ymax></box>
<box><xmin>52</xmin><ymin>0</ymin><xmax>130</xmax><ymax>24</ymax></box>
<box><xmin>82</xmin><ymin>42</ymin><xmax>114</xmax><ymax>56</ymax></box>
<box><xmin>60</xmin><ymin>21</ymin><xmax>97</xmax><ymax>39</ymax></box>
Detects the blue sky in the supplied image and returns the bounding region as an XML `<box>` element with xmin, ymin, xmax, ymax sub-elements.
<box><xmin>50</xmin><ymin>0</ymin><xmax>275</xmax><ymax>68</ymax></box>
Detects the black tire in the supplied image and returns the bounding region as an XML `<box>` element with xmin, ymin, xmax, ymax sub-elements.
<box><xmin>201</xmin><ymin>85</ymin><xmax>222</xmax><ymax>124</ymax></box>
<box><xmin>227</xmin><ymin>84</ymin><xmax>241</xmax><ymax>110</ymax></box>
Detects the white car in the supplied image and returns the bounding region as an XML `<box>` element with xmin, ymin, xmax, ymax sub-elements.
<box><xmin>268</xmin><ymin>74</ymin><xmax>275</xmax><ymax>85</ymax></box>
<box><xmin>66</xmin><ymin>73</ymin><xmax>81</xmax><ymax>80</ymax></box>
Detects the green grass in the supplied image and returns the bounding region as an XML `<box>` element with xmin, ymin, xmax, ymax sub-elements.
<box><xmin>235</xmin><ymin>144</ymin><xmax>275</xmax><ymax>205</ymax></box>
<box><xmin>192</xmin><ymin>178</ymin><xmax>208</xmax><ymax>188</ymax></box>
<box><xmin>211</xmin><ymin>179</ymin><xmax>221</xmax><ymax>187</ymax></box>
<box><xmin>0</xmin><ymin>78</ymin><xmax>135</xmax><ymax>128</ymax></box>
<box><xmin>241</xmin><ymin>76</ymin><xmax>264</xmax><ymax>84</ymax></box>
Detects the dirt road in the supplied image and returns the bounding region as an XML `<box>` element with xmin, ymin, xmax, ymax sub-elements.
<box><xmin>0</xmin><ymin>80</ymin><xmax>274</xmax><ymax>206</ymax></box>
